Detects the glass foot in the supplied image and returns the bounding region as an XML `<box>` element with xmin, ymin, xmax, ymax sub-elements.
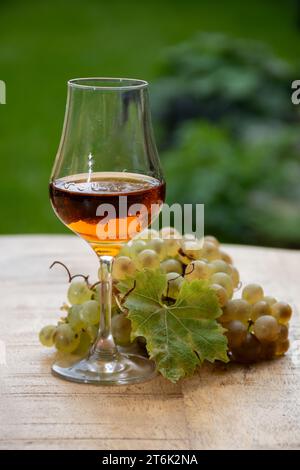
<box><xmin>52</xmin><ymin>352</ymin><xmax>157</xmax><ymax>385</ymax></box>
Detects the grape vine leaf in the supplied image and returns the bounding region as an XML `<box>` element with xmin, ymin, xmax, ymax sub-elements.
<box><xmin>118</xmin><ymin>270</ymin><xmax>228</xmax><ymax>383</ymax></box>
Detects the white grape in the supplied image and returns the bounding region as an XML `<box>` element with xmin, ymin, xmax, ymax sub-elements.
<box><xmin>221</xmin><ymin>299</ymin><xmax>251</xmax><ymax>323</ymax></box>
<box><xmin>219</xmin><ymin>250</ymin><xmax>233</xmax><ymax>264</ymax></box>
<box><xmin>67</xmin><ymin>281</ymin><xmax>92</xmax><ymax>305</ymax></box>
<box><xmin>242</xmin><ymin>284</ymin><xmax>264</xmax><ymax>304</ymax></box>
<box><xmin>204</xmin><ymin>235</ymin><xmax>219</xmax><ymax>247</ymax></box>
<box><xmin>210</xmin><ymin>272</ymin><xmax>233</xmax><ymax>298</ymax></box>
<box><xmin>54</xmin><ymin>324</ymin><xmax>80</xmax><ymax>353</ymax></box>
<box><xmin>159</xmin><ymin>227</ymin><xmax>181</xmax><ymax>257</ymax></box>
<box><xmin>164</xmin><ymin>272</ymin><xmax>184</xmax><ymax>299</ymax></box>
<box><xmin>231</xmin><ymin>266</ymin><xmax>240</xmax><ymax>288</ymax></box>
<box><xmin>160</xmin><ymin>258</ymin><xmax>183</xmax><ymax>274</ymax></box>
<box><xmin>147</xmin><ymin>238</ymin><xmax>166</xmax><ymax>260</ymax></box>
<box><xmin>201</xmin><ymin>240</ymin><xmax>220</xmax><ymax>261</ymax></box>
<box><xmin>210</xmin><ymin>284</ymin><xmax>228</xmax><ymax>307</ymax></box>
<box><xmin>113</xmin><ymin>256</ymin><xmax>136</xmax><ymax>280</ymax></box>
<box><xmin>263</xmin><ymin>296</ymin><xmax>277</xmax><ymax>306</ymax></box>
<box><xmin>136</xmin><ymin>249</ymin><xmax>160</xmax><ymax>269</ymax></box>
<box><xmin>39</xmin><ymin>325</ymin><xmax>56</xmax><ymax>347</ymax></box>
<box><xmin>86</xmin><ymin>325</ymin><xmax>98</xmax><ymax>342</ymax></box>
<box><xmin>67</xmin><ymin>305</ymin><xmax>85</xmax><ymax>332</ymax></box>
<box><xmin>185</xmin><ymin>260</ymin><xmax>210</xmax><ymax>281</ymax></box>
<box><xmin>159</xmin><ymin>226</ymin><xmax>181</xmax><ymax>239</ymax></box>
<box><xmin>127</xmin><ymin>239</ymin><xmax>147</xmax><ymax>259</ymax></box>
<box><xmin>209</xmin><ymin>259</ymin><xmax>232</xmax><ymax>275</ymax></box>
<box><xmin>112</xmin><ymin>313</ymin><xmax>132</xmax><ymax>346</ymax></box>
<box><xmin>251</xmin><ymin>300</ymin><xmax>271</xmax><ymax>321</ymax></box>
<box><xmin>271</xmin><ymin>302</ymin><xmax>292</xmax><ymax>325</ymax></box>
<box><xmin>80</xmin><ymin>300</ymin><xmax>100</xmax><ymax>326</ymax></box>
<box><xmin>179</xmin><ymin>240</ymin><xmax>202</xmax><ymax>263</ymax></box>
<box><xmin>182</xmin><ymin>233</ymin><xmax>196</xmax><ymax>241</ymax></box>
<box><xmin>253</xmin><ymin>315</ymin><xmax>279</xmax><ymax>343</ymax></box>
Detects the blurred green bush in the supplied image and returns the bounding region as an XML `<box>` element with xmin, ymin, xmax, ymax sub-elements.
<box><xmin>152</xmin><ymin>33</ymin><xmax>300</xmax><ymax>246</ymax></box>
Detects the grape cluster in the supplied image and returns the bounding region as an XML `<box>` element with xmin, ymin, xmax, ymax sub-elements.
<box><xmin>219</xmin><ymin>284</ymin><xmax>292</xmax><ymax>363</ymax></box>
<box><xmin>39</xmin><ymin>278</ymin><xmax>132</xmax><ymax>355</ymax></box>
<box><xmin>39</xmin><ymin>228</ymin><xmax>293</xmax><ymax>364</ymax></box>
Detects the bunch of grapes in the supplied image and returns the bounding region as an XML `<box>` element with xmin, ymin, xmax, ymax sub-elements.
<box><xmin>39</xmin><ymin>268</ymin><xmax>133</xmax><ymax>356</ymax></box>
<box><xmin>39</xmin><ymin>229</ymin><xmax>293</xmax><ymax>364</ymax></box>
<box><xmin>219</xmin><ymin>284</ymin><xmax>292</xmax><ymax>363</ymax></box>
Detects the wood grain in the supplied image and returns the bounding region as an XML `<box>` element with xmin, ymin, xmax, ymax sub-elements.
<box><xmin>0</xmin><ymin>235</ymin><xmax>299</xmax><ymax>450</ymax></box>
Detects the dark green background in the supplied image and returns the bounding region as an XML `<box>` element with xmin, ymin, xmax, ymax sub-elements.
<box><xmin>0</xmin><ymin>0</ymin><xmax>299</xmax><ymax>239</ymax></box>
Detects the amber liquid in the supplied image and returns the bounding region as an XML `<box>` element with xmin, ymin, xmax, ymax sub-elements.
<box><xmin>50</xmin><ymin>172</ymin><xmax>166</xmax><ymax>256</ymax></box>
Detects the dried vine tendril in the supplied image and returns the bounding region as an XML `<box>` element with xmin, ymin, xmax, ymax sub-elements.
<box><xmin>49</xmin><ymin>261</ymin><xmax>89</xmax><ymax>284</ymax></box>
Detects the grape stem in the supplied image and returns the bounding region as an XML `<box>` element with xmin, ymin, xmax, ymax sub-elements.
<box><xmin>49</xmin><ymin>260</ymin><xmax>89</xmax><ymax>284</ymax></box>
<box><xmin>121</xmin><ymin>281</ymin><xmax>136</xmax><ymax>304</ymax></box>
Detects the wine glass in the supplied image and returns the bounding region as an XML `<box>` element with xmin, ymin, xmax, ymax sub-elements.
<box><xmin>49</xmin><ymin>78</ymin><xmax>165</xmax><ymax>384</ymax></box>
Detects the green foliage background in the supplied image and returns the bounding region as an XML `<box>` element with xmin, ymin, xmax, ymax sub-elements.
<box><xmin>0</xmin><ymin>0</ymin><xmax>300</xmax><ymax>246</ymax></box>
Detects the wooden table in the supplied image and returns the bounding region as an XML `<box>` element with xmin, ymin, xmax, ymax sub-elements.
<box><xmin>0</xmin><ymin>235</ymin><xmax>299</xmax><ymax>450</ymax></box>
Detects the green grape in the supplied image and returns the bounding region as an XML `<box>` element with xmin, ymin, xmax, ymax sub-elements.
<box><xmin>73</xmin><ymin>331</ymin><xmax>91</xmax><ymax>356</ymax></box>
<box><xmin>210</xmin><ymin>272</ymin><xmax>233</xmax><ymax>298</ymax></box>
<box><xmin>112</xmin><ymin>313</ymin><xmax>132</xmax><ymax>346</ymax></box>
<box><xmin>275</xmin><ymin>339</ymin><xmax>290</xmax><ymax>356</ymax></box>
<box><xmin>210</xmin><ymin>284</ymin><xmax>228</xmax><ymax>307</ymax></box>
<box><xmin>164</xmin><ymin>238</ymin><xmax>181</xmax><ymax>257</ymax></box>
<box><xmin>242</xmin><ymin>283</ymin><xmax>264</xmax><ymax>304</ymax></box>
<box><xmin>231</xmin><ymin>267</ymin><xmax>240</xmax><ymax>288</ymax></box>
<box><xmin>117</xmin><ymin>244</ymin><xmax>131</xmax><ymax>257</ymax></box>
<box><xmin>225</xmin><ymin>320</ymin><xmax>247</xmax><ymax>349</ymax></box>
<box><xmin>232</xmin><ymin>333</ymin><xmax>262</xmax><ymax>363</ymax></box>
<box><xmin>278</xmin><ymin>324</ymin><xmax>289</xmax><ymax>342</ymax></box>
<box><xmin>201</xmin><ymin>240</ymin><xmax>220</xmax><ymax>261</ymax></box>
<box><xmin>182</xmin><ymin>233</ymin><xmax>196</xmax><ymax>242</ymax></box>
<box><xmin>128</xmin><ymin>239</ymin><xmax>147</xmax><ymax>258</ymax></box>
<box><xmin>271</xmin><ymin>301</ymin><xmax>292</xmax><ymax>325</ymax></box>
<box><xmin>162</xmin><ymin>231</ymin><xmax>180</xmax><ymax>251</ymax></box>
<box><xmin>54</xmin><ymin>324</ymin><xmax>80</xmax><ymax>353</ymax></box>
<box><xmin>39</xmin><ymin>325</ymin><xmax>56</xmax><ymax>347</ymax></box>
<box><xmin>136</xmin><ymin>228</ymin><xmax>159</xmax><ymax>240</ymax></box>
<box><xmin>67</xmin><ymin>281</ymin><xmax>92</xmax><ymax>305</ymax></box>
<box><xmin>147</xmin><ymin>238</ymin><xmax>166</xmax><ymax>260</ymax></box>
<box><xmin>251</xmin><ymin>301</ymin><xmax>272</xmax><ymax>321</ymax></box>
<box><xmin>263</xmin><ymin>296</ymin><xmax>277</xmax><ymax>306</ymax></box>
<box><xmin>160</xmin><ymin>258</ymin><xmax>183</xmax><ymax>275</ymax></box>
<box><xmin>219</xmin><ymin>250</ymin><xmax>233</xmax><ymax>265</ymax></box>
<box><xmin>160</xmin><ymin>226</ymin><xmax>181</xmax><ymax>239</ymax></box>
<box><xmin>113</xmin><ymin>256</ymin><xmax>136</xmax><ymax>280</ymax></box>
<box><xmin>86</xmin><ymin>324</ymin><xmax>98</xmax><ymax>342</ymax></box>
<box><xmin>181</xmin><ymin>240</ymin><xmax>202</xmax><ymax>260</ymax></box>
<box><xmin>209</xmin><ymin>259</ymin><xmax>232</xmax><ymax>275</ymax></box>
<box><xmin>185</xmin><ymin>260</ymin><xmax>210</xmax><ymax>281</ymax></box>
<box><xmin>164</xmin><ymin>272</ymin><xmax>184</xmax><ymax>299</ymax></box>
<box><xmin>253</xmin><ymin>315</ymin><xmax>279</xmax><ymax>343</ymax></box>
<box><xmin>221</xmin><ymin>299</ymin><xmax>251</xmax><ymax>323</ymax></box>
<box><xmin>67</xmin><ymin>305</ymin><xmax>85</xmax><ymax>333</ymax></box>
<box><xmin>80</xmin><ymin>300</ymin><xmax>100</xmax><ymax>326</ymax></box>
<box><xmin>136</xmin><ymin>249</ymin><xmax>160</xmax><ymax>269</ymax></box>
<box><xmin>204</xmin><ymin>235</ymin><xmax>219</xmax><ymax>248</ymax></box>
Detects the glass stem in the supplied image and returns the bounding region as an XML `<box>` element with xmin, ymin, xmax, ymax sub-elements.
<box><xmin>91</xmin><ymin>255</ymin><xmax>119</xmax><ymax>360</ymax></box>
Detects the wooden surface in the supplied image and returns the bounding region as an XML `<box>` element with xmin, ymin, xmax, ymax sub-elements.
<box><xmin>0</xmin><ymin>235</ymin><xmax>299</xmax><ymax>450</ymax></box>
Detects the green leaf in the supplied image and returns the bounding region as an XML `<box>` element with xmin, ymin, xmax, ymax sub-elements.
<box><xmin>121</xmin><ymin>269</ymin><xmax>228</xmax><ymax>383</ymax></box>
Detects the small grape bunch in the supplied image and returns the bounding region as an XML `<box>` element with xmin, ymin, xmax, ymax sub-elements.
<box><xmin>219</xmin><ymin>283</ymin><xmax>293</xmax><ymax>363</ymax></box>
<box><xmin>39</xmin><ymin>262</ymin><xmax>133</xmax><ymax>357</ymax></box>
